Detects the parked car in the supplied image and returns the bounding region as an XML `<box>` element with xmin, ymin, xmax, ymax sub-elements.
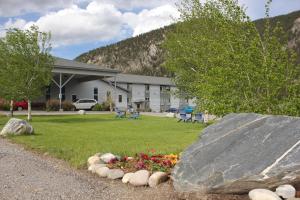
<box><xmin>165</xmin><ymin>108</ymin><xmax>178</xmax><ymax>113</ymax></box>
<box><xmin>14</xmin><ymin>100</ymin><xmax>28</xmax><ymax>111</ymax></box>
<box><xmin>73</xmin><ymin>99</ymin><xmax>97</xmax><ymax>110</ymax></box>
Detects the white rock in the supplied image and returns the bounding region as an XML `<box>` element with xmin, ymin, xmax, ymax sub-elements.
<box><xmin>87</xmin><ymin>155</ymin><xmax>102</xmax><ymax>167</ymax></box>
<box><xmin>95</xmin><ymin>167</ymin><xmax>110</xmax><ymax>178</ymax></box>
<box><xmin>78</xmin><ymin>110</ymin><xmax>86</xmax><ymax>115</ymax></box>
<box><xmin>148</xmin><ymin>172</ymin><xmax>169</xmax><ymax>188</ymax></box>
<box><xmin>0</xmin><ymin>118</ymin><xmax>34</xmax><ymax>136</ymax></box>
<box><xmin>127</xmin><ymin>157</ymin><xmax>134</xmax><ymax>161</ymax></box>
<box><xmin>88</xmin><ymin>164</ymin><xmax>106</xmax><ymax>173</ymax></box>
<box><xmin>100</xmin><ymin>153</ymin><xmax>116</xmax><ymax>163</ymax></box>
<box><xmin>107</xmin><ymin>169</ymin><xmax>124</xmax><ymax>180</ymax></box>
<box><xmin>276</xmin><ymin>185</ymin><xmax>296</xmax><ymax>199</ymax></box>
<box><xmin>249</xmin><ymin>189</ymin><xmax>281</xmax><ymax>200</ymax></box>
<box><xmin>129</xmin><ymin>170</ymin><xmax>150</xmax><ymax>186</ymax></box>
<box><xmin>122</xmin><ymin>173</ymin><xmax>134</xmax><ymax>183</ymax></box>
<box><xmin>166</xmin><ymin>113</ymin><xmax>175</xmax><ymax>118</ymax></box>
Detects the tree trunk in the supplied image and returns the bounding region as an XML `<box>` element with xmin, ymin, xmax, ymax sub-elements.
<box><xmin>27</xmin><ymin>99</ymin><xmax>32</xmax><ymax>121</ymax></box>
<box><xmin>9</xmin><ymin>100</ymin><xmax>14</xmax><ymax>117</ymax></box>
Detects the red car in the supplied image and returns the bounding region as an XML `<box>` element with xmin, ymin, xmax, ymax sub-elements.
<box><xmin>14</xmin><ymin>100</ymin><xmax>28</xmax><ymax>110</ymax></box>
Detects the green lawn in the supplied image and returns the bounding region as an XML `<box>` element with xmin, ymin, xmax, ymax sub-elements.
<box><xmin>0</xmin><ymin>114</ymin><xmax>203</xmax><ymax>168</ymax></box>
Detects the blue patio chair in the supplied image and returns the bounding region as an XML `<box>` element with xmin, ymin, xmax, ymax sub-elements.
<box><xmin>193</xmin><ymin>113</ymin><xmax>203</xmax><ymax>123</ymax></box>
<box><xmin>178</xmin><ymin>111</ymin><xmax>192</xmax><ymax>122</ymax></box>
<box><xmin>115</xmin><ymin>109</ymin><xmax>126</xmax><ymax>118</ymax></box>
<box><xmin>129</xmin><ymin>112</ymin><xmax>140</xmax><ymax>119</ymax></box>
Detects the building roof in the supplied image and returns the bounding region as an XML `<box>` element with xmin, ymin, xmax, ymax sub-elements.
<box><xmin>54</xmin><ymin>57</ymin><xmax>119</xmax><ymax>74</ymax></box>
<box><xmin>106</xmin><ymin>74</ymin><xmax>175</xmax><ymax>86</ymax></box>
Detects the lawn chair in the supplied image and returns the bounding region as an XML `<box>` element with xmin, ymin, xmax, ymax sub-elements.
<box><xmin>129</xmin><ymin>111</ymin><xmax>140</xmax><ymax>119</ymax></box>
<box><xmin>115</xmin><ymin>109</ymin><xmax>126</xmax><ymax>118</ymax></box>
<box><xmin>193</xmin><ymin>113</ymin><xmax>204</xmax><ymax>123</ymax></box>
<box><xmin>178</xmin><ymin>111</ymin><xmax>192</xmax><ymax>122</ymax></box>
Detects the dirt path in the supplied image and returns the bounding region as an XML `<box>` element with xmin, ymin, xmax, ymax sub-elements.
<box><xmin>0</xmin><ymin>139</ymin><xmax>178</xmax><ymax>200</ymax></box>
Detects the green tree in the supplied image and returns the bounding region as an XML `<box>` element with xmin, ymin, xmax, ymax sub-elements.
<box><xmin>0</xmin><ymin>25</ymin><xmax>54</xmax><ymax>120</ymax></box>
<box><xmin>163</xmin><ymin>0</ymin><xmax>300</xmax><ymax>116</ymax></box>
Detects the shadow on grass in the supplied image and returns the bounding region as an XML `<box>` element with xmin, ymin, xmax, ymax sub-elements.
<box><xmin>32</xmin><ymin>117</ymin><xmax>122</xmax><ymax>124</ymax></box>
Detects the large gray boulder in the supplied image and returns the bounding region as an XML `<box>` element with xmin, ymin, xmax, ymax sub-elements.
<box><xmin>173</xmin><ymin>113</ymin><xmax>300</xmax><ymax>198</ymax></box>
<box><xmin>0</xmin><ymin>118</ymin><xmax>34</xmax><ymax>136</ymax></box>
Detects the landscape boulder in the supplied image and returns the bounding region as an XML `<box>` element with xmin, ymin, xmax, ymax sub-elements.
<box><xmin>148</xmin><ymin>172</ymin><xmax>169</xmax><ymax>188</ymax></box>
<box><xmin>95</xmin><ymin>167</ymin><xmax>110</xmax><ymax>178</ymax></box>
<box><xmin>100</xmin><ymin>153</ymin><xmax>117</xmax><ymax>163</ymax></box>
<box><xmin>276</xmin><ymin>185</ymin><xmax>296</xmax><ymax>199</ymax></box>
<box><xmin>107</xmin><ymin>169</ymin><xmax>124</xmax><ymax>180</ymax></box>
<box><xmin>88</xmin><ymin>164</ymin><xmax>106</xmax><ymax>173</ymax></box>
<box><xmin>129</xmin><ymin>170</ymin><xmax>150</xmax><ymax>186</ymax></box>
<box><xmin>173</xmin><ymin>113</ymin><xmax>300</xmax><ymax>197</ymax></box>
<box><xmin>249</xmin><ymin>189</ymin><xmax>281</xmax><ymax>200</ymax></box>
<box><xmin>0</xmin><ymin>118</ymin><xmax>34</xmax><ymax>136</ymax></box>
<box><xmin>87</xmin><ymin>155</ymin><xmax>103</xmax><ymax>167</ymax></box>
<box><xmin>122</xmin><ymin>172</ymin><xmax>134</xmax><ymax>183</ymax></box>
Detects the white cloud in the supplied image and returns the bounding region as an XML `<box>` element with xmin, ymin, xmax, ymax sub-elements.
<box><xmin>98</xmin><ymin>0</ymin><xmax>179</xmax><ymax>10</ymax></box>
<box><xmin>124</xmin><ymin>5</ymin><xmax>180</xmax><ymax>36</ymax></box>
<box><xmin>0</xmin><ymin>18</ymin><xmax>27</xmax><ymax>37</ymax></box>
<box><xmin>0</xmin><ymin>0</ymin><xmax>74</xmax><ymax>17</ymax></box>
<box><xmin>0</xmin><ymin>1</ymin><xmax>179</xmax><ymax>47</ymax></box>
<box><xmin>22</xmin><ymin>2</ymin><xmax>124</xmax><ymax>47</ymax></box>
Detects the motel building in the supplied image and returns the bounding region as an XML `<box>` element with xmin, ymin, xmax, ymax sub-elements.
<box><xmin>46</xmin><ymin>57</ymin><xmax>196</xmax><ymax>112</ymax></box>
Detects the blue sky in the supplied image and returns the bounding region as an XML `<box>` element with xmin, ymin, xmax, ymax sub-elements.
<box><xmin>0</xmin><ymin>0</ymin><xmax>300</xmax><ymax>59</ymax></box>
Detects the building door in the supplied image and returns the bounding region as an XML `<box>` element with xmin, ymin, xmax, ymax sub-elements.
<box><xmin>72</xmin><ymin>95</ymin><xmax>77</xmax><ymax>102</ymax></box>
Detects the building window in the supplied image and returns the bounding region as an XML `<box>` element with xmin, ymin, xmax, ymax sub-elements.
<box><xmin>118</xmin><ymin>95</ymin><xmax>122</xmax><ymax>103</ymax></box>
<box><xmin>94</xmin><ymin>87</ymin><xmax>98</xmax><ymax>101</ymax></box>
<box><xmin>166</xmin><ymin>86</ymin><xmax>170</xmax><ymax>91</ymax></box>
<box><xmin>160</xmin><ymin>86</ymin><xmax>163</xmax><ymax>91</ymax></box>
<box><xmin>145</xmin><ymin>84</ymin><xmax>150</xmax><ymax>91</ymax></box>
<box><xmin>62</xmin><ymin>87</ymin><xmax>65</xmax><ymax>101</ymax></box>
<box><xmin>127</xmin><ymin>84</ymin><xmax>132</xmax><ymax>90</ymax></box>
<box><xmin>145</xmin><ymin>97</ymin><xmax>150</xmax><ymax>101</ymax></box>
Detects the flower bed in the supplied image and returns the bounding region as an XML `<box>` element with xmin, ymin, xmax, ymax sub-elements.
<box><xmin>87</xmin><ymin>151</ymin><xmax>180</xmax><ymax>187</ymax></box>
<box><xmin>107</xmin><ymin>152</ymin><xmax>179</xmax><ymax>174</ymax></box>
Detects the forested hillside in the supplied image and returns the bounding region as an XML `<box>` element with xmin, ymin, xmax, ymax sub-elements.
<box><xmin>76</xmin><ymin>10</ymin><xmax>300</xmax><ymax>76</ymax></box>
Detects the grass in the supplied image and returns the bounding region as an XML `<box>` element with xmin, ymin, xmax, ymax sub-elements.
<box><xmin>0</xmin><ymin>114</ymin><xmax>204</xmax><ymax>168</ymax></box>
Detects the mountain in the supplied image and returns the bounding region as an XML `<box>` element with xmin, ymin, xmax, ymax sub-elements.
<box><xmin>75</xmin><ymin>10</ymin><xmax>300</xmax><ymax>76</ymax></box>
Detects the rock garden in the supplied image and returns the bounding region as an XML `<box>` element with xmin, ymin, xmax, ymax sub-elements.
<box><xmin>87</xmin><ymin>152</ymin><xmax>178</xmax><ymax>187</ymax></box>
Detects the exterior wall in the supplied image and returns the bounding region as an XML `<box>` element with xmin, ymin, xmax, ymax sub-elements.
<box><xmin>131</xmin><ymin>84</ymin><xmax>145</xmax><ymax>102</ymax></box>
<box><xmin>45</xmin><ymin>75</ymin><xmax>193</xmax><ymax>112</ymax></box>
<box><xmin>170</xmin><ymin>87</ymin><xmax>180</xmax><ymax>109</ymax></box>
<box><xmin>149</xmin><ymin>85</ymin><xmax>160</xmax><ymax>112</ymax></box>
<box><xmin>50</xmin><ymin>79</ymin><xmax>127</xmax><ymax>109</ymax></box>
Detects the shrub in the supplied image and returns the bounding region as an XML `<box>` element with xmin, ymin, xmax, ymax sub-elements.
<box><xmin>92</xmin><ymin>103</ymin><xmax>102</xmax><ymax>111</ymax></box>
<box><xmin>46</xmin><ymin>100</ymin><xmax>75</xmax><ymax>111</ymax></box>
<box><xmin>46</xmin><ymin>99</ymin><xmax>60</xmax><ymax>111</ymax></box>
<box><xmin>0</xmin><ymin>99</ymin><xmax>10</xmax><ymax>111</ymax></box>
<box><xmin>31</xmin><ymin>102</ymin><xmax>46</xmax><ymax>110</ymax></box>
<box><xmin>101</xmin><ymin>101</ymin><xmax>115</xmax><ymax>111</ymax></box>
<box><xmin>62</xmin><ymin>101</ymin><xmax>75</xmax><ymax>111</ymax></box>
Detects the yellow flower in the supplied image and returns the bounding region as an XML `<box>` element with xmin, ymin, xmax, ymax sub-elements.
<box><xmin>164</xmin><ymin>154</ymin><xmax>179</xmax><ymax>165</ymax></box>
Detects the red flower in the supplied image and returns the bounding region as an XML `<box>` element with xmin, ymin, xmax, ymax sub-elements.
<box><xmin>135</xmin><ymin>161</ymin><xmax>146</xmax><ymax>169</ymax></box>
<box><xmin>162</xmin><ymin>160</ymin><xmax>172</xmax><ymax>167</ymax></box>
<box><xmin>140</xmin><ymin>153</ymin><xmax>150</xmax><ymax>160</ymax></box>
<box><xmin>108</xmin><ymin>158</ymin><xmax>118</xmax><ymax>164</ymax></box>
<box><xmin>150</xmin><ymin>157</ymin><xmax>161</xmax><ymax>163</ymax></box>
<box><xmin>121</xmin><ymin>156</ymin><xmax>128</xmax><ymax>162</ymax></box>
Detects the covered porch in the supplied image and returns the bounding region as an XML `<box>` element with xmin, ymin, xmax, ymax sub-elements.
<box><xmin>51</xmin><ymin>57</ymin><xmax>120</xmax><ymax>110</ymax></box>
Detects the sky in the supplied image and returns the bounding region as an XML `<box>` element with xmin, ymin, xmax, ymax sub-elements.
<box><xmin>0</xmin><ymin>0</ymin><xmax>300</xmax><ymax>59</ymax></box>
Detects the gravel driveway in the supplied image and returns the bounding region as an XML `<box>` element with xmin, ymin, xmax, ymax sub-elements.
<box><xmin>0</xmin><ymin>139</ymin><xmax>177</xmax><ymax>200</ymax></box>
